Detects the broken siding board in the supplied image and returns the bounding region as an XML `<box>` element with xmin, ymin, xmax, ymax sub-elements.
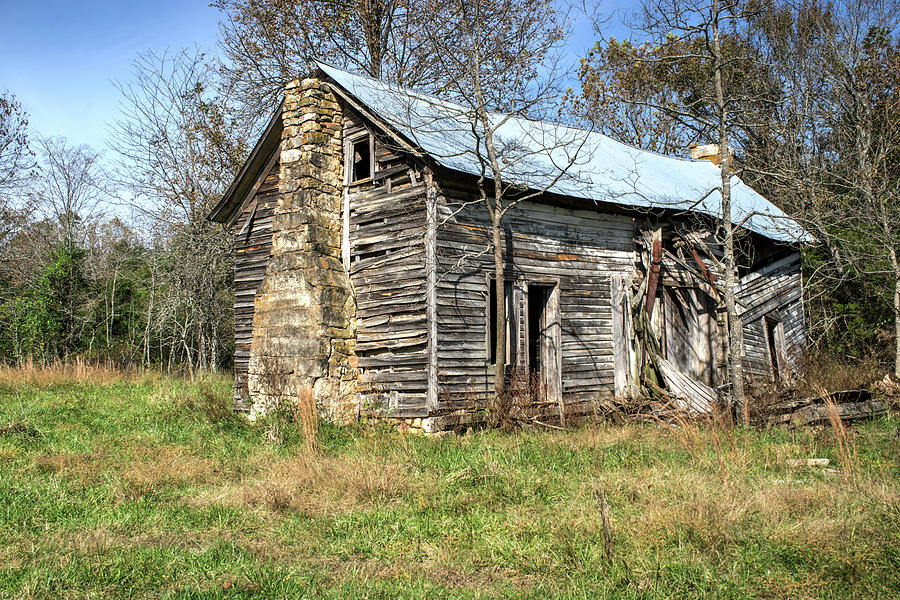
<box><xmin>736</xmin><ymin>252</ymin><xmax>805</xmax><ymax>380</ymax></box>
<box><xmin>656</xmin><ymin>356</ymin><xmax>716</xmax><ymax>414</ymax></box>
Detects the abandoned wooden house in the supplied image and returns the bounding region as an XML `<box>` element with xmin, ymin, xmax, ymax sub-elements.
<box><xmin>208</xmin><ymin>62</ymin><xmax>808</xmax><ymax>431</ymax></box>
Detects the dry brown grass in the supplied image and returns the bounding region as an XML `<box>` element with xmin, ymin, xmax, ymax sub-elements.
<box><xmin>33</xmin><ymin>444</ymin><xmax>217</xmax><ymax>499</ymax></box>
<box><xmin>796</xmin><ymin>353</ymin><xmax>882</xmax><ymax>396</ymax></box>
<box><xmin>818</xmin><ymin>385</ymin><xmax>861</xmax><ymax>481</ymax></box>
<box><xmin>292</xmin><ymin>385</ymin><xmax>319</xmax><ymax>453</ymax></box>
<box><xmin>541</xmin><ymin>420</ymin><xmax>656</xmax><ymax>450</ymax></box>
<box><xmin>50</xmin><ymin>526</ymin><xmax>215</xmax><ymax>557</ymax></box>
<box><xmin>197</xmin><ymin>451</ymin><xmax>421</xmax><ymax>515</ymax></box>
<box><xmin>748</xmin><ymin>352</ymin><xmax>886</xmax><ymax>423</ymax></box>
<box><xmin>592</xmin><ymin>458</ymin><xmax>892</xmax><ymax>571</ymax></box>
<box><xmin>0</xmin><ymin>356</ymin><xmax>146</xmax><ymax>386</ymax></box>
<box><xmin>561</xmin><ymin>419</ymin><xmax>900</xmax><ymax>584</ymax></box>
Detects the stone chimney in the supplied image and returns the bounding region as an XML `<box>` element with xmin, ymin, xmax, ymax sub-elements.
<box><xmin>247</xmin><ymin>77</ymin><xmax>358</xmax><ymax>423</ymax></box>
<box><xmin>690</xmin><ymin>143</ymin><xmax>734</xmax><ymax>166</ymax></box>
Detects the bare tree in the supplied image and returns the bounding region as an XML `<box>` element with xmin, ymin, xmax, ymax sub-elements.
<box><xmin>574</xmin><ymin>0</ymin><xmax>789</xmax><ymax>423</ymax></box>
<box><xmin>0</xmin><ymin>91</ymin><xmax>34</xmax><ymax>258</ymax></box>
<box><xmin>569</xmin><ymin>40</ymin><xmax>696</xmax><ymax>154</ymax></box>
<box><xmin>214</xmin><ymin>0</ymin><xmax>445</xmax><ymax>125</ymax></box>
<box><xmin>408</xmin><ymin>0</ymin><xmax>583</xmax><ymax>405</ymax></box>
<box><xmin>16</xmin><ymin>137</ymin><xmax>110</xmax><ymax>355</ymax></box>
<box><xmin>29</xmin><ymin>137</ymin><xmax>105</xmax><ymax>253</ymax></box>
<box><xmin>111</xmin><ymin>48</ymin><xmax>246</xmax><ymax>375</ymax></box>
<box><xmin>821</xmin><ymin>9</ymin><xmax>900</xmax><ymax>373</ymax></box>
<box><xmin>0</xmin><ymin>92</ymin><xmax>32</xmax><ymax>356</ymax></box>
<box><xmin>738</xmin><ymin>0</ymin><xmax>900</xmax><ymax>368</ymax></box>
<box><xmin>0</xmin><ymin>90</ymin><xmax>34</xmax><ymax>195</ymax></box>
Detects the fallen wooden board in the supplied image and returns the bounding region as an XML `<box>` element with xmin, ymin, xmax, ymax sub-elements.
<box><xmin>769</xmin><ymin>400</ymin><xmax>887</xmax><ymax>426</ymax></box>
<box><xmin>768</xmin><ymin>389</ymin><xmax>871</xmax><ymax>414</ymax></box>
<box><xmin>655</xmin><ymin>357</ymin><xmax>716</xmax><ymax>414</ymax></box>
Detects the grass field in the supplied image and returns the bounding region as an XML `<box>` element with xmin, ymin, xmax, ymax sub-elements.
<box><xmin>0</xmin><ymin>371</ymin><xmax>898</xmax><ymax>598</ymax></box>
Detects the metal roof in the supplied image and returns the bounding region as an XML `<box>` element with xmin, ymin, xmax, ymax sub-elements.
<box><xmin>318</xmin><ymin>62</ymin><xmax>808</xmax><ymax>243</ymax></box>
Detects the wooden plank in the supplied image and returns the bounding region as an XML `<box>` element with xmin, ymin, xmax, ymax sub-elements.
<box><xmin>646</xmin><ymin>227</ymin><xmax>662</xmax><ymax>318</ymax></box>
<box><xmin>655</xmin><ymin>356</ymin><xmax>716</xmax><ymax>414</ymax></box>
<box><xmin>610</xmin><ymin>274</ymin><xmax>629</xmax><ymax>398</ymax></box>
<box><xmin>433</xmin><ymin>188</ymin><xmax>640</xmax><ymax>414</ymax></box>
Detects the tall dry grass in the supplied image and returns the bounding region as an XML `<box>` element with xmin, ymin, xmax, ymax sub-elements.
<box><xmin>0</xmin><ymin>356</ymin><xmax>146</xmax><ymax>386</ymax></box>
<box><xmin>291</xmin><ymin>385</ymin><xmax>319</xmax><ymax>453</ymax></box>
<box><xmin>748</xmin><ymin>351</ymin><xmax>885</xmax><ymax>424</ymax></box>
<box><xmin>818</xmin><ymin>384</ymin><xmax>861</xmax><ymax>480</ymax></box>
<box><xmin>197</xmin><ymin>452</ymin><xmax>417</xmax><ymax>515</ymax></box>
<box><xmin>254</xmin><ymin>353</ymin><xmax>320</xmax><ymax>451</ymax></box>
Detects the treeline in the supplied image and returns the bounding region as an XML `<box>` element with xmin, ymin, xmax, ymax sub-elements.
<box><xmin>0</xmin><ymin>52</ymin><xmax>244</xmax><ymax>373</ymax></box>
<box><xmin>0</xmin><ymin>0</ymin><xmax>897</xmax><ymax>374</ymax></box>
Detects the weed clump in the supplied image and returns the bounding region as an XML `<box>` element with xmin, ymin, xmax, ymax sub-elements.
<box><xmin>0</xmin><ymin>422</ymin><xmax>40</xmax><ymax>439</ymax></box>
<box><xmin>249</xmin><ymin>353</ymin><xmax>320</xmax><ymax>451</ymax></box>
<box><xmin>185</xmin><ymin>382</ymin><xmax>241</xmax><ymax>427</ymax></box>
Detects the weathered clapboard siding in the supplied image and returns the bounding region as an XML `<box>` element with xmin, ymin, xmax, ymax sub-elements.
<box><xmin>343</xmin><ymin>112</ymin><xmax>429</xmax><ymax>416</ymax></box>
<box><xmin>433</xmin><ymin>181</ymin><xmax>636</xmax><ymax>418</ymax></box>
<box><xmin>737</xmin><ymin>252</ymin><xmax>805</xmax><ymax>380</ymax></box>
<box><xmin>232</xmin><ymin>152</ymin><xmax>280</xmax><ymax>407</ymax></box>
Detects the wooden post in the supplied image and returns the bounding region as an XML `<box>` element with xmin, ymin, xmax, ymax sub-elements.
<box><xmin>646</xmin><ymin>227</ymin><xmax>663</xmax><ymax>318</ymax></box>
<box><xmin>424</xmin><ymin>170</ymin><xmax>438</xmax><ymax>413</ymax></box>
<box><xmin>546</xmin><ymin>284</ymin><xmax>563</xmax><ymax>426</ymax></box>
<box><xmin>611</xmin><ymin>274</ymin><xmax>629</xmax><ymax>398</ymax></box>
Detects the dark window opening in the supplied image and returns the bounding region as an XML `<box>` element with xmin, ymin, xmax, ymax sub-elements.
<box><xmin>354</xmin><ymin>248</ymin><xmax>388</xmax><ymax>262</ymax></box>
<box><xmin>765</xmin><ymin>317</ymin><xmax>781</xmax><ymax>382</ymax></box>
<box><xmin>351</xmin><ymin>137</ymin><xmax>371</xmax><ymax>181</ymax></box>
<box><xmin>488</xmin><ymin>278</ymin><xmax>513</xmax><ymax>365</ymax></box>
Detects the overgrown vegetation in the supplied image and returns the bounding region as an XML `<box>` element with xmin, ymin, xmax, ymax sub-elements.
<box><xmin>0</xmin><ymin>373</ymin><xmax>896</xmax><ymax>598</ymax></box>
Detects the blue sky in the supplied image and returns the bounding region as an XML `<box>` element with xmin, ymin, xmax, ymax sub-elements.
<box><xmin>0</xmin><ymin>1</ymin><xmax>219</xmax><ymax>151</ymax></box>
<box><xmin>0</xmin><ymin>1</ymin><xmax>635</xmax><ymax>154</ymax></box>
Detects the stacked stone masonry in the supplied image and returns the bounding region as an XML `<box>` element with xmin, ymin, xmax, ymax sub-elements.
<box><xmin>247</xmin><ymin>78</ymin><xmax>358</xmax><ymax>423</ymax></box>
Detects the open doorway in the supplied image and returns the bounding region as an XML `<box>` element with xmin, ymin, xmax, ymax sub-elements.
<box><xmin>526</xmin><ymin>283</ymin><xmax>561</xmax><ymax>408</ymax></box>
<box><xmin>764</xmin><ymin>317</ymin><xmax>784</xmax><ymax>383</ymax></box>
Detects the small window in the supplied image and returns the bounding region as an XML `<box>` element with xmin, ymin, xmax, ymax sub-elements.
<box><xmin>488</xmin><ymin>278</ymin><xmax>514</xmax><ymax>365</ymax></box>
<box><xmin>350</xmin><ymin>136</ymin><xmax>372</xmax><ymax>182</ymax></box>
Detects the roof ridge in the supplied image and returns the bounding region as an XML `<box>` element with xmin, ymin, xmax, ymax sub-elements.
<box><xmin>314</xmin><ymin>60</ymin><xmax>714</xmax><ymax>168</ymax></box>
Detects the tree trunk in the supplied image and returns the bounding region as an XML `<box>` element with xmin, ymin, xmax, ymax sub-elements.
<box><xmin>894</xmin><ymin>273</ymin><xmax>900</xmax><ymax>379</ymax></box>
<box><xmin>144</xmin><ymin>269</ymin><xmax>155</xmax><ymax>367</ymax></box>
<box><xmin>492</xmin><ymin>212</ymin><xmax>506</xmax><ymax>396</ymax></box>
<box><xmin>471</xmin><ymin>46</ymin><xmax>508</xmax><ymax>402</ymax></box>
<box><xmin>890</xmin><ymin>246</ymin><xmax>900</xmax><ymax>378</ymax></box>
<box><xmin>712</xmin><ymin>0</ymin><xmax>747</xmax><ymax>424</ymax></box>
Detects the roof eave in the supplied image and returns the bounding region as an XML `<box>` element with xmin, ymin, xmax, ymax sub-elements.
<box><xmin>208</xmin><ymin>99</ymin><xmax>285</xmax><ymax>224</ymax></box>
